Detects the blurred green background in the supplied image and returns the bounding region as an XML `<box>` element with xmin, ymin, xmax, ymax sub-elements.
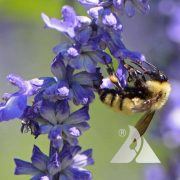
<box><xmin>0</xmin><ymin>1</ymin><xmax>172</xmax><ymax>179</ymax></box>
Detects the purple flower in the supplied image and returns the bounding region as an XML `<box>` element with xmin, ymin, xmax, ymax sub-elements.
<box><xmin>15</xmin><ymin>145</ymin><xmax>94</xmax><ymax>180</ymax></box>
<box><xmin>42</xmin><ymin>5</ymin><xmax>91</xmax><ymax>39</ymax></box>
<box><xmin>43</xmin><ymin>54</ymin><xmax>102</xmax><ymax>105</ymax></box>
<box><xmin>0</xmin><ymin>75</ymin><xmax>55</xmax><ymax>121</ymax></box>
<box><xmin>88</xmin><ymin>6</ymin><xmax>122</xmax><ymax>31</ymax></box>
<box><xmin>54</xmin><ymin>43</ymin><xmax>112</xmax><ymax>73</ymax></box>
<box><xmin>32</xmin><ymin>100</ymin><xmax>90</xmax><ymax>148</ymax></box>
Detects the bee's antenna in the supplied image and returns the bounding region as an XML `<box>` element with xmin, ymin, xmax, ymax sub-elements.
<box><xmin>143</xmin><ymin>60</ymin><xmax>159</xmax><ymax>73</ymax></box>
<box><xmin>129</xmin><ymin>60</ymin><xmax>147</xmax><ymax>72</ymax></box>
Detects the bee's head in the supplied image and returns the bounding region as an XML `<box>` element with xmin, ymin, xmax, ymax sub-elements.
<box><xmin>146</xmin><ymin>70</ymin><xmax>168</xmax><ymax>82</ymax></box>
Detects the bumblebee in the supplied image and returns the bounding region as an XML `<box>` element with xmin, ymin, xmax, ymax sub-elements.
<box><xmin>99</xmin><ymin>61</ymin><xmax>171</xmax><ymax>137</ymax></box>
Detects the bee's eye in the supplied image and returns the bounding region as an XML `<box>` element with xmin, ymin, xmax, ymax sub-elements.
<box><xmin>160</xmin><ymin>74</ymin><xmax>167</xmax><ymax>81</ymax></box>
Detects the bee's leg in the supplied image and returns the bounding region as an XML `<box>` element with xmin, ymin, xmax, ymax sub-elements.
<box><xmin>134</xmin><ymin>110</ymin><xmax>155</xmax><ymax>138</ymax></box>
<box><xmin>132</xmin><ymin>93</ymin><xmax>162</xmax><ymax>112</ymax></box>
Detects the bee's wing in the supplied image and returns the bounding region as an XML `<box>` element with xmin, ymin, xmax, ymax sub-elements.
<box><xmin>135</xmin><ymin>110</ymin><xmax>155</xmax><ymax>137</ymax></box>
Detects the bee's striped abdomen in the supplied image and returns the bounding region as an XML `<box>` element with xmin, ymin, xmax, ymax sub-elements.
<box><xmin>98</xmin><ymin>89</ymin><xmax>123</xmax><ymax>111</ymax></box>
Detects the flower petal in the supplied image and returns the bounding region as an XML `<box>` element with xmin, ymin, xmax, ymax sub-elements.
<box><xmin>65</xmin><ymin>136</ymin><xmax>78</xmax><ymax>146</ymax></box>
<box><xmin>7</xmin><ymin>74</ymin><xmax>25</xmax><ymax>91</ymax></box>
<box><xmin>78</xmin><ymin>0</ymin><xmax>99</xmax><ymax>8</ymax></box>
<box><xmin>72</xmin><ymin>71</ymin><xmax>94</xmax><ymax>86</ymax></box>
<box><xmin>88</xmin><ymin>6</ymin><xmax>103</xmax><ymax>19</ymax></box>
<box><xmin>40</xmin><ymin>101</ymin><xmax>57</xmax><ymax>125</ymax></box>
<box><xmin>31</xmin><ymin>145</ymin><xmax>49</xmax><ymax>171</ymax></box>
<box><xmin>83</xmin><ymin>54</ymin><xmax>97</xmax><ymax>73</ymax></box>
<box><xmin>53</xmin><ymin>42</ymin><xmax>71</xmax><ymax>55</ymax></box>
<box><xmin>75</xmin><ymin>122</ymin><xmax>90</xmax><ymax>133</ymax></box>
<box><xmin>59</xmin><ymin>174</ymin><xmax>69</xmax><ymax>180</ymax></box>
<box><xmin>71</xmin><ymin>84</ymin><xmax>95</xmax><ymax>105</ymax></box>
<box><xmin>63</xmin><ymin>125</ymin><xmax>81</xmax><ymax>137</ymax></box>
<box><xmin>67</xmin><ymin>47</ymin><xmax>79</xmax><ymax>57</ymax></box>
<box><xmin>39</xmin><ymin>124</ymin><xmax>53</xmax><ymax>134</ymax></box>
<box><xmin>14</xmin><ymin>159</ymin><xmax>39</xmax><ymax>175</ymax></box>
<box><xmin>30</xmin><ymin>77</ymin><xmax>56</xmax><ymax>90</ymax></box>
<box><xmin>75</xmin><ymin>27</ymin><xmax>92</xmax><ymax>44</ymax></box>
<box><xmin>116</xmin><ymin>61</ymin><xmax>127</xmax><ymax>87</ymax></box>
<box><xmin>72</xmin><ymin>149</ymin><xmax>94</xmax><ymax>168</ymax></box>
<box><xmin>51</xmin><ymin>55</ymin><xmax>66</xmax><ymax>79</ymax></box>
<box><xmin>56</xmin><ymin>100</ymin><xmax>70</xmax><ymax>124</ymax></box>
<box><xmin>102</xmin><ymin>9</ymin><xmax>117</xmax><ymax>27</ymax></box>
<box><xmin>66</xmin><ymin>106</ymin><xmax>89</xmax><ymax>124</ymax></box>
<box><xmin>41</xmin><ymin>6</ymin><xmax>77</xmax><ymax>38</ymax></box>
<box><xmin>68</xmin><ymin>55</ymin><xmax>84</xmax><ymax>70</ymax></box>
<box><xmin>64</xmin><ymin>167</ymin><xmax>92</xmax><ymax>180</ymax></box>
<box><xmin>43</xmin><ymin>80</ymin><xmax>70</xmax><ymax>101</ymax></box>
<box><xmin>48</xmin><ymin>125</ymin><xmax>63</xmax><ymax>148</ymax></box>
<box><xmin>88</xmin><ymin>51</ymin><xmax>112</xmax><ymax>64</ymax></box>
<box><xmin>56</xmin><ymin>81</ymin><xmax>70</xmax><ymax>98</ymax></box>
<box><xmin>0</xmin><ymin>95</ymin><xmax>27</xmax><ymax>121</ymax></box>
<box><xmin>47</xmin><ymin>152</ymin><xmax>61</xmax><ymax>176</ymax></box>
<box><xmin>31</xmin><ymin>174</ymin><xmax>52</xmax><ymax>180</ymax></box>
<box><xmin>122</xmin><ymin>49</ymin><xmax>146</xmax><ymax>62</ymax></box>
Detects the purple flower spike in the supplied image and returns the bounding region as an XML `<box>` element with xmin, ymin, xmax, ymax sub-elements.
<box><xmin>0</xmin><ymin>0</ymin><xmax>153</xmax><ymax>179</ymax></box>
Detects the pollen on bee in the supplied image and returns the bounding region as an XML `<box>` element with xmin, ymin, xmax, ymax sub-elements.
<box><xmin>109</xmin><ymin>74</ymin><xmax>119</xmax><ymax>83</ymax></box>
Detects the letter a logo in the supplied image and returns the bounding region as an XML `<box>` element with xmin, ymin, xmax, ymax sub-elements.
<box><xmin>111</xmin><ymin>126</ymin><xmax>160</xmax><ymax>163</ymax></box>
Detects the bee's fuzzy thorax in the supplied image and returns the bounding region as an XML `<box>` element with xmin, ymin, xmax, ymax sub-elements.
<box><xmin>146</xmin><ymin>80</ymin><xmax>171</xmax><ymax>111</ymax></box>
